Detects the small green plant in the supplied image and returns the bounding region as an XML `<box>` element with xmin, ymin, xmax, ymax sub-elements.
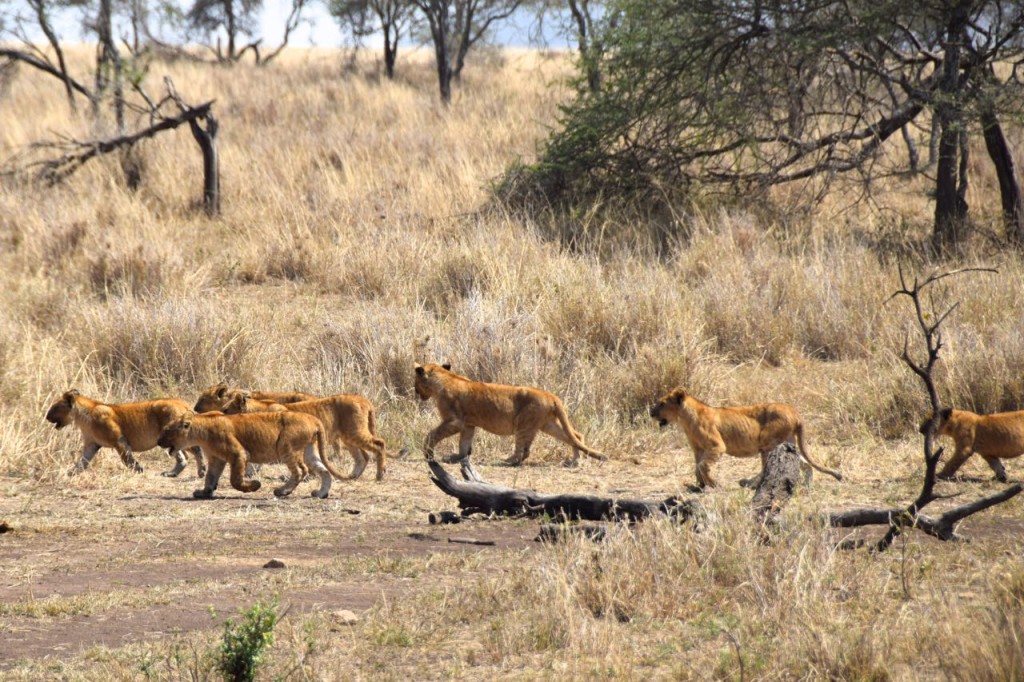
<box><xmin>215</xmin><ymin>598</ymin><xmax>281</xmax><ymax>682</ymax></box>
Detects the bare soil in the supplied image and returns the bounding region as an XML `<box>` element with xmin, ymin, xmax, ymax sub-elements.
<box><xmin>1</xmin><ymin>444</ymin><xmax>1021</xmax><ymax>671</ymax></box>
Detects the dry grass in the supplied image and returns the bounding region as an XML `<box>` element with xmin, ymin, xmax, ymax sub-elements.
<box><xmin>2</xmin><ymin>46</ymin><xmax>1024</xmax><ymax>679</ymax></box>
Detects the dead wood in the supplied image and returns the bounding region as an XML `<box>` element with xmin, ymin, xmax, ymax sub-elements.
<box><xmin>27</xmin><ymin>101</ymin><xmax>214</xmax><ymax>185</ymax></box>
<box><xmin>827</xmin><ymin>483</ymin><xmax>1023</xmax><ymax>542</ymax></box>
<box><xmin>751</xmin><ymin>442</ymin><xmax>802</xmax><ymax>527</ymax></box>
<box><xmin>447</xmin><ymin>537</ymin><xmax>496</xmax><ymax>546</ymax></box>
<box><xmin>427</xmin><ymin>458</ymin><xmax>701</xmax><ymax>523</ymax></box>
<box><xmin>823</xmin><ymin>266</ymin><xmax>1021</xmax><ymax>549</ymax></box>
<box><xmin>536</xmin><ymin>523</ymin><xmax>608</xmax><ymax>543</ymax></box>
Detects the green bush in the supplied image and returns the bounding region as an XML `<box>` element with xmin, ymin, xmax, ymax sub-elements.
<box><xmin>216</xmin><ymin>598</ymin><xmax>281</xmax><ymax>682</ymax></box>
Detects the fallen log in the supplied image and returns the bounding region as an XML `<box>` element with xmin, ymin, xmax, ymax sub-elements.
<box><xmin>427</xmin><ymin>458</ymin><xmax>702</xmax><ymax>523</ymax></box>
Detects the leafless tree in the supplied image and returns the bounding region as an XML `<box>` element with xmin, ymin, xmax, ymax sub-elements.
<box><xmin>411</xmin><ymin>0</ymin><xmax>522</xmax><ymax>104</ymax></box>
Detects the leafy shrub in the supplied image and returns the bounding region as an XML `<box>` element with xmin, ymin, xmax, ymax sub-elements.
<box><xmin>216</xmin><ymin>599</ymin><xmax>280</xmax><ymax>682</ymax></box>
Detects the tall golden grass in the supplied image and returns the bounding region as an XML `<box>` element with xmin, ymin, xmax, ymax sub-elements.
<box><xmin>2</xmin><ymin>47</ymin><xmax>1024</xmax><ymax>678</ymax></box>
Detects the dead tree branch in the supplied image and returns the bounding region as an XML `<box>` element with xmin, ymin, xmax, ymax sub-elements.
<box><xmin>825</xmin><ymin>266</ymin><xmax>1018</xmax><ymax>550</ymax></box>
<box><xmin>27</xmin><ymin>100</ymin><xmax>214</xmax><ymax>185</ymax></box>
<box><xmin>0</xmin><ymin>48</ymin><xmax>95</xmax><ymax>105</ymax></box>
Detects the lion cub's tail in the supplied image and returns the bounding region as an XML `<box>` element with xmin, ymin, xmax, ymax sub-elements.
<box><xmin>553</xmin><ymin>401</ymin><xmax>608</xmax><ymax>462</ymax></box>
<box><xmin>796</xmin><ymin>423</ymin><xmax>842</xmax><ymax>481</ymax></box>
<box><xmin>316</xmin><ymin>426</ymin><xmax>347</xmax><ymax>481</ymax></box>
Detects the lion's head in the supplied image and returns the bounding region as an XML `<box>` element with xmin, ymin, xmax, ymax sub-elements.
<box><xmin>194</xmin><ymin>383</ymin><xmax>232</xmax><ymax>413</ymax></box>
<box><xmin>649</xmin><ymin>387</ymin><xmax>688</xmax><ymax>428</ymax></box>
<box><xmin>221</xmin><ymin>391</ymin><xmax>251</xmax><ymax>415</ymax></box>
<box><xmin>45</xmin><ymin>389</ymin><xmax>81</xmax><ymax>429</ymax></box>
<box><xmin>158</xmin><ymin>413</ymin><xmax>194</xmax><ymax>450</ymax></box>
<box><xmin>414</xmin><ymin>363</ymin><xmax>452</xmax><ymax>401</ymax></box>
<box><xmin>919</xmin><ymin>407</ymin><xmax>954</xmax><ymax>435</ymax></box>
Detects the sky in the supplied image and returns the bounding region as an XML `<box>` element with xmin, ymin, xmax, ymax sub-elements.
<box><xmin>13</xmin><ymin>0</ymin><xmax>562</xmax><ymax>52</ymax></box>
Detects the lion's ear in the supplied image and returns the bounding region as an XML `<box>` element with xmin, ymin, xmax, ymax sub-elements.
<box><xmin>214</xmin><ymin>384</ymin><xmax>228</xmax><ymax>398</ymax></box>
<box><xmin>238</xmin><ymin>390</ymin><xmax>251</xmax><ymax>399</ymax></box>
<box><xmin>442</xmin><ymin>363</ymin><xmax>452</xmax><ymax>371</ymax></box>
<box><xmin>940</xmin><ymin>407</ymin><xmax>953</xmax><ymax>420</ymax></box>
<box><xmin>415</xmin><ymin>366</ymin><xmax>425</xmax><ymax>377</ymax></box>
<box><xmin>64</xmin><ymin>390</ymin><xmax>80</xmax><ymax>403</ymax></box>
<box><xmin>675</xmin><ymin>390</ymin><xmax>685</xmax><ymax>405</ymax></box>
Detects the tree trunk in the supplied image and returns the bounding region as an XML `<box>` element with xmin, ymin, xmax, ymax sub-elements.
<box><xmin>981</xmin><ymin>108</ymin><xmax>1024</xmax><ymax>245</ymax></box>
<box><xmin>188</xmin><ymin>112</ymin><xmax>220</xmax><ymax>215</ymax></box>
<box><xmin>932</xmin><ymin>3</ymin><xmax>970</xmax><ymax>250</ymax></box>
<box><xmin>751</xmin><ymin>443</ymin><xmax>802</xmax><ymax>527</ymax></box>
<box><xmin>226</xmin><ymin>0</ymin><xmax>237</xmax><ymax>61</ymax></box>
<box><xmin>383</xmin><ymin>24</ymin><xmax>397</xmax><ymax>79</ymax></box>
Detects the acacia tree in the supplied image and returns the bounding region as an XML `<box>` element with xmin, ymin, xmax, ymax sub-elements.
<box><xmin>500</xmin><ymin>0</ymin><xmax>1024</xmax><ymax>249</ymax></box>
<box><xmin>412</xmin><ymin>0</ymin><xmax>522</xmax><ymax>103</ymax></box>
<box><xmin>186</xmin><ymin>0</ymin><xmax>262</xmax><ymax>61</ymax></box>
<box><xmin>328</xmin><ymin>0</ymin><xmax>415</xmax><ymax>79</ymax></box>
<box><xmin>527</xmin><ymin>0</ymin><xmax>605</xmax><ymax>93</ymax></box>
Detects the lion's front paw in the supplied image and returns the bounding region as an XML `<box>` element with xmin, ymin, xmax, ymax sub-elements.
<box><xmin>192</xmin><ymin>488</ymin><xmax>215</xmax><ymax>499</ymax></box>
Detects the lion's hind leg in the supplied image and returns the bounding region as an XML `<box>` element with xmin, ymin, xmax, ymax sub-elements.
<box><xmin>347</xmin><ymin>446</ymin><xmax>369</xmax><ymax>480</ymax></box>
<box><xmin>304</xmin><ymin>444</ymin><xmax>332</xmax><ymax>498</ymax></box>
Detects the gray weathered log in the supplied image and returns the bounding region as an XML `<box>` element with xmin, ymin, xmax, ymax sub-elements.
<box><xmin>427</xmin><ymin>458</ymin><xmax>701</xmax><ymax>522</ymax></box>
<box><xmin>751</xmin><ymin>442</ymin><xmax>802</xmax><ymax>527</ymax></box>
<box><xmin>536</xmin><ymin>523</ymin><xmax>608</xmax><ymax>543</ymax></box>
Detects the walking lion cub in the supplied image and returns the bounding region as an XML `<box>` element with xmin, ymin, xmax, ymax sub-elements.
<box><xmin>45</xmin><ymin>389</ymin><xmax>204</xmax><ymax>477</ymax></box>
<box><xmin>414</xmin><ymin>363</ymin><xmax>606</xmax><ymax>466</ymax></box>
<box><xmin>650</xmin><ymin>387</ymin><xmax>842</xmax><ymax>489</ymax></box>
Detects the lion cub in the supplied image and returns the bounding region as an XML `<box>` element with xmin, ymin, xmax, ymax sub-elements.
<box><xmin>45</xmin><ymin>389</ymin><xmax>205</xmax><ymax>477</ymax></box>
<box><xmin>222</xmin><ymin>392</ymin><xmax>388</xmax><ymax>481</ymax></box>
<box><xmin>193</xmin><ymin>383</ymin><xmax>316</xmax><ymax>413</ymax></box>
<box><xmin>157</xmin><ymin>411</ymin><xmax>345</xmax><ymax>499</ymax></box>
<box><xmin>414</xmin><ymin>363</ymin><xmax>606</xmax><ymax>466</ymax></box>
<box><xmin>921</xmin><ymin>407</ymin><xmax>1024</xmax><ymax>482</ymax></box>
<box><xmin>650</xmin><ymin>387</ymin><xmax>842</xmax><ymax>489</ymax></box>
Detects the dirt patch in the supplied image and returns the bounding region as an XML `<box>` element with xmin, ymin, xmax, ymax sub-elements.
<box><xmin>0</xmin><ymin>473</ymin><xmax>541</xmax><ymax>668</ymax></box>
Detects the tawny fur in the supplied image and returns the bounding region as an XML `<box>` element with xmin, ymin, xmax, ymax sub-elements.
<box><xmin>921</xmin><ymin>407</ymin><xmax>1024</xmax><ymax>482</ymax></box>
<box><xmin>193</xmin><ymin>383</ymin><xmax>316</xmax><ymax>413</ymax></box>
<box><xmin>45</xmin><ymin>390</ymin><xmax>204</xmax><ymax>477</ymax></box>
<box><xmin>223</xmin><ymin>392</ymin><xmax>388</xmax><ymax>481</ymax></box>
<box><xmin>414</xmin><ymin>363</ymin><xmax>606</xmax><ymax>465</ymax></box>
<box><xmin>650</xmin><ymin>387</ymin><xmax>842</xmax><ymax>489</ymax></box>
<box><xmin>157</xmin><ymin>411</ymin><xmax>344</xmax><ymax>498</ymax></box>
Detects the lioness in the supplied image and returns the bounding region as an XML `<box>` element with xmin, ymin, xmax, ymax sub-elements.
<box><xmin>223</xmin><ymin>392</ymin><xmax>387</xmax><ymax>481</ymax></box>
<box><xmin>414</xmin><ymin>363</ymin><xmax>607</xmax><ymax>466</ymax></box>
<box><xmin>45</xmin><ymin>390</ymin><xmax>205</xmax><ymax>477</ymax></box>
<box><xmin>650</xmin><ymin>387</ymin><xmax>842</xmax><ymax>489</ymax></box>
<box><xmin>920</xmin><ymin>407</ymin><xmax>1023</xmax><ymax>482</ymax></box>
<box><xmin>193</xmin><ymin>383</ymin><xmax>316</xmax><ymax>413</ymax></box>
<box><xmin>157</xmin><ymin>411</ymin><xmax>344</xmax><ymax>498</ymax></box>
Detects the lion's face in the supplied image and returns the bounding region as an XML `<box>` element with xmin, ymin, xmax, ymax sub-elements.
<box><xmin>414</xmin><ymin>363</ymin><xmax>452</xmax><ymax>401</ymax></box>
<box><xmin>919</xmin><ymin>407</ymin><xmax>953</xmax><ymax>435</ymax></box>
<box><xmin>649</xmin><ymin>388</ymin><xmax>687</xmax><ymax>428</ymax></box>
<box><xmin>221</xmin><ymin>393</ymin><xmax>247</xmax><ymax>415</ymax></box>
<box><xmin>158</xmin><ymin>415</ymin><xmax>193</xmax><ymax>449</ymax></box>
<box><xmin>45</xmin><ymin>390</ymin><xmax>80</xmax><ymax>429</ymax></box>
<box><xmin>194</xmin><ymin>384</ymin><xmax>230</xmax><ymax>413</ymax></box>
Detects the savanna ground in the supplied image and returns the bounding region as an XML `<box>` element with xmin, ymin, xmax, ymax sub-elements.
<box><xmin>1</xmin><ymin>47</ymin><xmax>1024</xmax><ymax>679</ymax></box>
